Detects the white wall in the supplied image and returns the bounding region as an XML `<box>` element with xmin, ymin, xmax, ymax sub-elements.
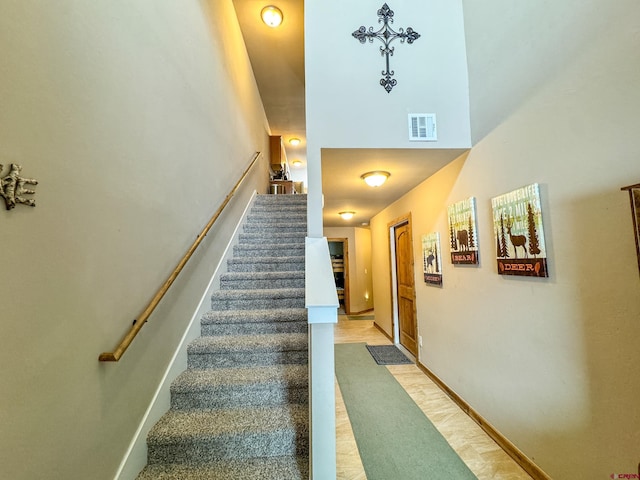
<box><xmin>370</xmin><ymin>1</ymin><xmax>640</xmax><ymax>477</ymax></box>
<box><xmin>0</xmin><ymin>2</ymin><xmax>269</xmax><ymax>479</ymax></box>
<box><xmin>305</xmin><ymin>0</ymin><xmax>471</xmax><ymax>236</ymax></box>
<box><xmin>306</xmin><ymin>0</ymin><xmax>470</xmax><ymax>149</ymax></box>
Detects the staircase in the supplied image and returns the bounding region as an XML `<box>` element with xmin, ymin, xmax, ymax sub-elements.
<box><xmin>137</xmin><ymin>194</ymin><xmax>309</xmax><ymax>480</ymax></box>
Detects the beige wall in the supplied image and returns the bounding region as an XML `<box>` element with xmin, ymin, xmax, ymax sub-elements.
<box><xmin>0</xmin><ymin>2</ymin><xmax>269</xmax><ymax>479</ymax></box>
<box><xmin>370</xmin><ymin>1</ymin><xmax>640</xmax><ymax>477</ymax></box>
<box><xmin>324</xmin><ymin>227</ymin><xmax>374</xmax><ymax>313</ymax></box>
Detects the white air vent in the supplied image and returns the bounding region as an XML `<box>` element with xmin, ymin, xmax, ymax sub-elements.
<box><xmin>408</xmin><ymin>113</ymin><xmax>437</xmax><ymax>141</ymax></box>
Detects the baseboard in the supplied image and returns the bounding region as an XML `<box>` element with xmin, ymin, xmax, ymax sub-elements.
<box><xmin>114</xmin><ymin>191</ymin><xmax>258</xmax><ymax>480</ymax></box>
<box><xmin>415</xmin><ymin>361</ymin><xmax>552</xmax><ymax>480</ymax></box>
<box><xmin>373</xmin><ymin>322</ymin><xmax>393</xmax><ymax>342</ymax></box>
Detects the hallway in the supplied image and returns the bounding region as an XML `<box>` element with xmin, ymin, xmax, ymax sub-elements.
<box><xmin>334</xmin><ymin>314</ymin><xmax>533</xmax><ymax>480</ymax></box>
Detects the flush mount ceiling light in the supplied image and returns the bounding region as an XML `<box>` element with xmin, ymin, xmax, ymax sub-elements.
<box><xmin>339</xmin><ymin>211</ymin><xmax>355</xmax><ymax>220</ymax></box>
<box><xmin>289</xmin><ymin>137</ymin><xmax>301</xmax><ymax>146</ymax></box>
<box><xmin>361</xmin><ymin>171</ymin><xmax>390</xmax><ymax>187</ymax></box>
<box><xmin>261</xmin><ymin>5</ymin><xmax>283</xmax><ymax>27</ymax></box>
<box><xmin>291</xmin><ymin>160</ymin><xmax>302</xmax><ymax>167</ymax></box>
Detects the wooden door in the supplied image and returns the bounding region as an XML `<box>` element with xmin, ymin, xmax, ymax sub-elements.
<box><xmin>395</xmin><ymin>222</ymin><xmax>418</xmax><ymax>357</ymax></box>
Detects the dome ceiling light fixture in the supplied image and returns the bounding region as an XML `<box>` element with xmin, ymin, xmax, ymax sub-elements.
<box><xmin>289</xmin><ymin>137</ymin><xmax>301</xmax><ymax>146</ymax></box>
<box><xmin>291</xmin><ymin>159</ymin><xmax>302</xmax><ymax>167</ymax></box>
<box><xmin>339</xmin><ymin>211</ymin><xmax>355</xmax><ymax>220</ymax></box>
<box><xmin>261</xmin><ymin>5</ymin><xmax>283</xmax><ymax>28</ymax></box>
<box><xmin>361</xmin><ymin>171</ymin><xmax>390</xmax><ymax>187</ymax></box>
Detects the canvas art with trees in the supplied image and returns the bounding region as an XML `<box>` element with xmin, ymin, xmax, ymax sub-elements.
<box><xmin>491</xmin><ymin>183</ymin><xmax>548</xmax><ymax>277</ymax></box>
<box><xmin>447</xmin><ymin>196</ymin><xmax>479</xmax><ymax>265</ymax></box>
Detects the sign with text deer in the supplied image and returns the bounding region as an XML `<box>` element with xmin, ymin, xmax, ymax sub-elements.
<box><xmin>491</xmin><ymin>184</ymin><xmax>548</xmax><ymax>277</ymax></box>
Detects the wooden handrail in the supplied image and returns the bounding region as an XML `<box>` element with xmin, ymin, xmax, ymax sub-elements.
<box><xmin>99</xmin><ymin>152</ymin><xmax>262</xmax><ymax>362</ymax></box>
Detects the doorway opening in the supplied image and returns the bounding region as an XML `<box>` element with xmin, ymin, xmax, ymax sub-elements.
<box><xmin>328</xmin><ymin>238</ymin><xmax>350</xmax><ymax>314</ymax></box>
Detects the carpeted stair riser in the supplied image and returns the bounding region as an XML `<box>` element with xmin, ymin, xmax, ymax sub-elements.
<box><xmin>238</xmin><ymin>232</ymin><xmax>306</xmax><ymax>244</ymax></box>
<box><xmin>227</xmin><ymin>257</ymin><xmax>304</xmax><ymax>273</ymax></box>
<box><xmin>188</xmin><ymin>350</ymin><xmax>308</xmax><ymax>369</ymax></box>
<box><xmin>250</xmin><ymin>204</ymin><xmax>307</xmax><ymax>213</ymax></box>
<box><xmin>201</xmin><ymin>321</ymin><xmax>307</xmax><ymax>337</ymax></box>
<box><xmin>187</xmin><ymin>333</ymin><xmax>308</xmax><ymax>369</ymax></box>
<box><xmin>211</xmin><ymin>289</ymin><xmax>305</xmax><ymax>310</ymax></box>
<box><xmin>136</xmin><ymin>456</ymin><xmax>310</xmax><ymax>480</ymax></box>
<box><xmin>233</xmin><ymin>244</ymin><xmax>305</xmax><ymax>258</ymax></box>
<box><xmin>171</xmin><ymin>365</ymin><xmax>308</xmax><ymax>410</ymax></box>
<box><xmin>220</xmin><ymin>271</ymin><xmax>305</xmax><ymax>290</ymax></box>
<box><xmin>246</xmin><ymin>214</ymin><xmax>307</xmax><ymax>224</ymax></box>
<box><xmin>146</xmin><ymin>407</ymin><xmax>309</xmax><ymax>464</ymax></box>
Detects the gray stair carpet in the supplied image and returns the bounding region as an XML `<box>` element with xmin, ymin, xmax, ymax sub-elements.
<box><xmin>137</xmin><ymin>194</ymin><xmax>309</xmax><ymax>480</ymax></box>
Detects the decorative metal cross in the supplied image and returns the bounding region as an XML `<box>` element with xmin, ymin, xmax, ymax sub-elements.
<box><xmin>352</xmin><ymin>3</ymin><xmax>421</xmax><ymax>93</ymax></box>
<box><xmin>0</xmin><ymin>164</ymin><xmax>38</xmax><ymax>210</ymax></box>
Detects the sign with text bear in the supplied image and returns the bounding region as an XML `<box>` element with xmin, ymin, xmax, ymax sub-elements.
<box><xmin>491</xmin><ymin>184</ymin><xmax>548</xmax><ymax>277</ymax></box>
<box><xmin>447</xmin><ymin>197</ymin><xmax>479</xmax><ymax>265</ymax></box>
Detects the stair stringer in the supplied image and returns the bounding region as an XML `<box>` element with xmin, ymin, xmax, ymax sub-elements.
<box><xmin>114</xmin><ymin>190</ymin><xmax>258</xmax><ymax>480</ymax></box>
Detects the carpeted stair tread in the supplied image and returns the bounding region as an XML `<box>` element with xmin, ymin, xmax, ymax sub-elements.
<box><xmin>147</xmin><ymin>404</ymin><xmax>308</xmax><ymax>439</ymax></box>
<box><xmin>188</xmin><ymin>333</ymin><xmax>308</xmax><ymax>354</ymax></box>
<box><xmin>254</xmin><ymin>194</ymin><xmax>307</xmax><ymax>202</ymax></box>
<box><xmin>136</xmin><ymin>456</ymin><xmax>309</xmax><ymax>480</ymax></box>
<box><xmin>146</xmin><ymin>406</ymin><xmax>308</xmax><ymax>464</ymax></box>
<box><xmin>212</xmin><ymin>288</ymin><xmax>304</xmax><ymax>300</ymax></box>
<box><xmin>211</xmin><ymin>288</ymin><xmax>305</xmax><ymax>310</ymax></box>
<box><xmin>173</xmin><ymin>365</ymin><xmax>308</xmax><ymax>392</ymax></box>
<box><xmin>201</xmin><ymin>307</ymin><xmax>307</xmax><ymax>325</ymax></box>
<box><xmin>246</xmin><ymin>215</ymin><xmax>307</xmax><ymax>224</ymax></box>
<box><xmin>227</xmin><ymin>256</ymin><xmax>304</xmax><ymax>273</ymax></box>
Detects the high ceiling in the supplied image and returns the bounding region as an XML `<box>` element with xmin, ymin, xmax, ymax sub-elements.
<box><xmin>233</xmin><ymin>1</ymin><xmax>466</xmax><ymax>228</ymax></box>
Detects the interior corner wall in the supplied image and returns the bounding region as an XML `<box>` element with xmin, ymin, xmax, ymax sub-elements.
<box><xmin>0</xmin><ymin>2</ymin><xmax>270</xmax><ymax>479</ymax></box>
<box><xmin>324</xmin><ymin>227</ymin><xmax>374</xmax><ymax>314</ymax></box>
<box><xmin>370</xmin><ymin>1</ymin><xmax>640</xmax><ymax>477</ymax></box>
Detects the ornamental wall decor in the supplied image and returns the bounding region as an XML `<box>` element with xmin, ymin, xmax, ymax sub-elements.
<box><xmin>352</xmin><ymin>3</ymin><xmax>421</xmax><ymax>93</ymax></box>
<box><xmin>0</xmin><ymin>163</ymin><xmax>38</xmax><ymax>210</ymax></box>
<box><xmin>621</xmin><ymin>183</ymin><xmax>640</xmax><ymax>274</ymax></box>
<box><xmin>447</xmin><ymin>197</ymin><xmax>480</xmax><ymax>265</ymax></box>
<box><xmin>422</xmin><ymin>232</ymin><xmax>443</xmax><ymax>286</ymax></box>
<box><xmin>491</xmin><ymin>183</ymin><xmax>548</xmax><ymax>278</ymax></box>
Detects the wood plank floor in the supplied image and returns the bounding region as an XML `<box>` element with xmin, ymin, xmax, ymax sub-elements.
<box><xmin>335</xmin><ymin>313</ymin><xmax>533</xmax><ymax>480</ymax></box>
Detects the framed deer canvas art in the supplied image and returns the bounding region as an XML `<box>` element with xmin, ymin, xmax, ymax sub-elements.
<box><xmin>447</xmin><ymin>197</ymin><xmax>479</xmax><ymax>265</ymax></box>
<box><xmin>491</xmin><ymin>183</ymin><xmax>548</xmax><ymax>277</ymax></box>
<box><xmin>422</xmin><ymin>232</ymin><xmax>443</xmax><ymax>286</ymax></box>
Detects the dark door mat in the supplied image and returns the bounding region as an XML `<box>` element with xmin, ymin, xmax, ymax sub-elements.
<box><xmin>365</xmin><ymin>345</ymin><xmax>413</xmax><ymax>365</ymax></box>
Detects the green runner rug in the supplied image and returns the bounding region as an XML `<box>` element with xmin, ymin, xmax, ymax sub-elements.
<box><xmin>335</xmin><ymin>343</ymin><xmax>477</xmax><ymax>480</ymax></box>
